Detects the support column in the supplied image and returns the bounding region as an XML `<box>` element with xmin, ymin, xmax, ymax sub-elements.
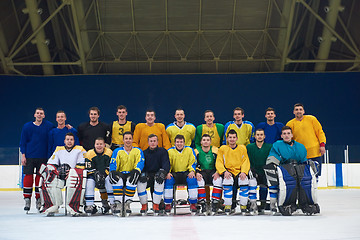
<box><xmin>24</xmin><ymin>0</ymin><xmax>54</xmax><ymax>75</ymax></box>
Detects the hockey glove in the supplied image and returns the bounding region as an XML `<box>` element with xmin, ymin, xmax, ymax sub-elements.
<box><xmin>155</xmin><ymin>169</ymin><xmax>167</xmax><ymax>184</ymax></box>
<box><xmin>94</xmin><ymin>171</ymin><xmax>106</xmax><ymax>189</ymax></box>
<box><xmin>59</xmin><ymin>163</ymin><xmax>71</xmax><ymax>180</ymax></box>
<box><xmin>128</xmin><ymin>169</ymin><xmax>141</xmax><ymax>185</ymax></box>
<box><xmin>109</xmin><ymin>171</ymin><xmax>122</xmax><ymax>184</ymax></box>
<box><xmin>139</xmin><ymin>172</ymin><xmax>148</xmax><ymax>183</ymax></box>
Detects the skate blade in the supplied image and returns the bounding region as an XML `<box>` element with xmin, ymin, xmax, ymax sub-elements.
<box><xmin>46</xmin><ymin>212</ymin><xmax>55</xmax><ymax>217</ymax></box>
<box><xmin>191</xmin><ymin>212</ymin><xmax>197</xmax><ymax>216</ymax></box>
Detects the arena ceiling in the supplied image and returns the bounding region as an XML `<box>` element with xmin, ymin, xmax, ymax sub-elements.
<box><xmin>0</xmin><ymin>0</ymin><xmax>359</xmax><ymax>75</ymax></box>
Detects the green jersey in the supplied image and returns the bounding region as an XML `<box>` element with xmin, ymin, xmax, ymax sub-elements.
<box><xmin>246</xmin><ymin>142</ymin><xmax>272</xmax><ymax>177</ymax></box>
<box><xmin>194</xmin><ymin>146</ymin><xmax>218</xmax><ymax>171</ymax></box>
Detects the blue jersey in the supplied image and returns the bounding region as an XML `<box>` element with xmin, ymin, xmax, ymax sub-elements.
<box><xmin>48</xmin><ymin>127</ymin><xmax>80</xmax><ymax>157</ymax></box>
<box><xmin>256</xmin><ymin>122</ymin><xmax>284</xmax><ymax>144</ymax></box>
<box><xmin>268</xmin><ymin>140</ymin><xmax>307</xmax><ymax>165</ymax></box>
<box><xmin>20</xmin><ymin>120</ymin><xmax>55</xmax><ymax>158</ymax></box>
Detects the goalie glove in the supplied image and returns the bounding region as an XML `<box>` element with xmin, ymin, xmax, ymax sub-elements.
<box><xmin>155</xmin><ymin>169</ymin><xmax>167</xmax><ymax>184</ymax></box>
<box><xmin>109</xmin><ymin>171</ymin><xmax>122</xmax><ymax>184</ymax></box>
<box><xmin>128</xmin><ymin>169</ymin><xmax>141</xmax><ymax>185</ymax></box>
<box><xmin>59</xmin><ymin>163</ymin><xmax>71</xmax><ymax>180</ymax></box>
<box><xmin>94</xmin><ymin>171</ymin><xmax>106</xmax><ymax>189</ymax></box>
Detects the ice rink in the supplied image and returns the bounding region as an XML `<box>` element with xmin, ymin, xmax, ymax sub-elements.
<box><xmin>1</xmin><ymin>189</ymin><xmax>359</xmax><ymax>240</ymax></box>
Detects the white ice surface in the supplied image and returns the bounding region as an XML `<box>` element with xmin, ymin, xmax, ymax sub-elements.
<box><xmin>0</xmin><ymin>189</ymin><xmax>359</xmax><ymax>240</ymax></box>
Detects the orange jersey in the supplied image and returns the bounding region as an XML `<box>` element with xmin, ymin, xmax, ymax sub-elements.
<box><xmin>133</xmin><ymin>123</ymin><xmax>172</xmax><ymax>150</ymax></box>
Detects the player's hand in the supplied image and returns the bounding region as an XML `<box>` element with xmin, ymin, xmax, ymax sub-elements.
<box><xmin>21</xmin><ymin>154</ymin><xmax>26</xmax><ymax>166</ymax></box>
<box><xmin>320</xmin><ymin>146</ymin><xmax>325</xmax><ymax>156</ymax></box>
<box><xmin>212</xmin><ymin>172</ymin><xmax>220</xmax><ymax>180</ymax></box>
<box><xmin>65</xmin><ymin>124</ymin><xmax>73</xmax><ymax>129</ymax></box>
<box><xmin>224</xmin><ymin>171</ymin><xmax>232</xmax><ymax>179</ymax></box>
<box><xmin>196</xmin><ymin>172</ymin><xmax>202</xmax><ymax>181</ymax></box>
<box><xmin>166</xmin><ymin>172</ymin><xmax>173</xmax><ymax>180</ymax></box>
<box><xmin>239</xmin><ymin>172</ymin><xmax>247</xmax><ymax>180</ymax></box>
<box><xmin>188</xmin><ymin>171</ymin><xmax>195</xmax><ymax>178</ymax></box>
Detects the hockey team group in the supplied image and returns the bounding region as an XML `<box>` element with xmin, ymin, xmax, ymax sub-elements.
<box><xmin>19</xmin><ymin>104</ymin><xmax>326</xmax><ymax>217</ymax></box>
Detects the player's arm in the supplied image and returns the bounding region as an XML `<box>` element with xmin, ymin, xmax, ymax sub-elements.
<box><xmin>216</xmin><ymin>124</ymin><xmax>225</xmax><ymax>146</ymax></box>
<box><xmin>134</xmin><ymin>148</ymin><xmax>145</xmax><ymax>172</ymax></box>
<box><xmin>109</xmin><ymin>149</ymin><xmax>119</xmax><ymax>172</ymax></box>
<box><xmin>162</xmin><ymin>125</ymin><xmax>172</xmax><ymax>150</ymax></box>
<box><xmin>132</xmin><ymin>124</ymin><xmax>141</xmax><ymax>148</ymax></box>
<box><xmin>187</xmin><ymin>148</ymin><xmax>197</xmax><ymax>173</ymax></box>
<box><xmin>312</xmin><ymin>117</ymin><xmax>326</xmax><ymax>154</ymax></box>
<box><xmin>194</xmin><ymin>125</ymin><xmax>202</xmax><ymax>148</ymax></box>
<box><xmin>215</xmin><ymin>148</ymin><xmax>227</xmax><ymax>175</ymax></box>
<box><xmin>240</xmin><ymin>147</ymin><xmax>250</xmax><ymax>176</ymax></box>
<box><xmin>249</xmin><ymin>122</ymin><xmax>255</xmax><ymax>143</ymax></box>
<box><xmin>223</xmin><ymin>122</ymin><xmax>231</xmax><ymax>145</ymax></box>
<box><xmin>161</xmin><ymin>149</ymin><xmax>171</xmax><ymax>173</ymax></box>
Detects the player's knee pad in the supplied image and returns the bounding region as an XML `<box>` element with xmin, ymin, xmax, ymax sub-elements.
<box><xmin>186</xmin><ymin>177</ymin><xmax>198</xmax><ymax>189</ymax></box>
<box><xmin>197</xmin><ymin>178</ymin><xmax>205</xmax><ymax>188</ymax></box>
<box><xmin>66</xmin><ymin>168</ymin><xmax>87</xmax><ymax>213</ymax></box>
<box><xmin>277</xmin><ymin>163</ymin><xmax>297</xmax><ymax>207</ymax></box>
<box><xmin>222</xmin><ymin>177</ymin><xmax>234</xmax><ymax>186</ymax></box>
<box><xmin>212</xmin><ymin>177</ymin><xmax>223</xmax><ymax>188</ymax></box>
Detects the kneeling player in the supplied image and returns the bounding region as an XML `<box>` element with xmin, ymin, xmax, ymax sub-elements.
<box><xmin>84</xmin><ymin>137</ymin><xmax>115</xmax><ymax>215</ymax></box>
<box><xmin>195</xmin><ymin>134</ymin><xmax>220</xmax><ymax>215</ymax></box>
<box><xmin>164</xmin><ymin>135</ymin><xmax>198</xmax><ymax>214</ymax></box>
<box><xmin>214</xmin><ymin>130</ymin><xmax>254</xmax><ymax>215</ymax></box>
<box><xmin>108</xmin><ymin>132</ymin><xmax>144</xmax><ymax>217</ymax></box>
<box><xmin>137</xmin><ymin>134</ymin><xmax>170</xmax><ymax>215</ymax></box>
<box><xmin>264</xmin><ymin>126</ymin><xmax>320</xmax><ymax>216</ymax></box>
<box><xmin>39</xmin><ymin>133</ymin><xmax>87</xmax><ymax>216</ymax></box>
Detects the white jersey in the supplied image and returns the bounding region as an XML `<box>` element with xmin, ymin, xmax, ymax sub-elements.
<box><xmin>48</xmin><ymin>145</ymin><xmax>86</xmax><ymax>168</ymax></box>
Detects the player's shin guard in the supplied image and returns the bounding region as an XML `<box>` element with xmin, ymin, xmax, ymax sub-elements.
<box><xmin>66</xmin><ymin>168</ymin><xmax>87</xmax><ymax>215</ymax></box>
<box><xmin>212</xmin><ymin>177</ymin><xmax>223</xmax><ymax>202</ymax></box>
<box><xmin>238</xmin><ymin>177</ymin><xmax>249</xmax><ymax>207</ymax></box>
<box><xmin>137</xmin><ymin>181</ymin><xmax>148</xmax><ymax>205</ymax></box>
<box><xmin>105</xmin><ymin>177</ymin><xmax>114</xmax><ymax>204</ymax></box>
<box><xmin>278</xmin><ymin>164</ymin><xmax>297</xmax><ymax>216</ymax></box>
<box><xmin>197</xmin><ymin>178</ymin><xmax>206</xmax><ymax>203</ymax></box>
<box><xmin>296</xmin><ymin>163</ymin><xmax>320</xmax><ymax>215</ymax></box>
<box><xmin>153</xmin><ymin>182</ymin><xmax>164</xmax><ymax>205</ymax></box>
<box><xmin>84</xmin><ymin>178</ymin><xmax>95</xmax><ymax>206</ymax></box>
<box><xmin>112</xmin><ymin>178</ymin><xmax>124</xmax><ymax>202</ymax></box>
<box><xmin>124</xmin><ymin>179</ymin><xmax>137</xmax><ymax>202</ymax></box>
<box><xmin>186</xmin><ymin>177</ymin><xmax>198</xmax><ymax>204</ymax></box>
<box><xmin>222</xmin><ymin>177</ymin><xmax>234</xmax><ymax>206</ymax></box>
<box><xmin>164</xmin><ymin>177</ymin><xmax>175</xmax><ymax>205</ymax></box>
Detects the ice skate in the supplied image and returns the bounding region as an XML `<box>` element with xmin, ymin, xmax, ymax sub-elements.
<box><xmin>190</xmin><ymin>204</ymin><xmax>197</xmax><ymax>215</ymax></box>
<box><xmin>249</xmin><ymin>202</ymin><xmax>258</xmax><ymax>216</ymax></box>
<box><xmin>153</xmin><ymin>204</ymin><xmax>160</xmax><ymax>216</ymax></box>
<box><xmin>211</xmin><ymin>200</ymin><xmax>219</xmax><ymax>216</ymax></box>
<box><xmin>113</xmin><ymin>200</ymin><xmax>122</xmax><ymax>217</ymax></box>
<box><xmin>140</xmin><ymin>203</ymin><xmax>148</xmax><ymax>216</ymax></box>
<box><xmin>240</xmin><ymin>205</ymin><xmax>248</xmax><ymax>216</ymax></box>
<box><xmin>35</xmin><ymin>198</ymin><xmax>42</xmax><ymax>212</ymax></box>
<box><xmin>101</xmin><ymin>199</ymin><xmax>111</xmax><ymax>214</ymax></box>
<box><xmin>165</xmin><ymin>204</ymin><xmax>172</xmax><ymax>215</ymax></box>
<box><xmin>24</xmin><ymin>198</ymin><xmax>31</xmax><ymax>213</ymax></box>
<box><xmin>200</xmin><ymin>203</ymin><xmax>208</xmax><ymax>216</ymax></box>
<box><xmin>85</xmin><ymin>205</ymin><xmax>97</xmax><ymax>216</ymax></box>
<box><xmin>124</xmin><ymin>200</ymin><xmax>132</xmax><ymax>217</ymax></box>
<box><xmin>224</xmin><ymin>205</ymin><xmax>231</xmax><ymax>215</ymax></box>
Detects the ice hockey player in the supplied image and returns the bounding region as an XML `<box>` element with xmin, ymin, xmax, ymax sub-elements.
<box><xmin>39</xmin><ymin>132</ymin><xmax>87</xmax><ymax>216</ymax></box>
<box><xmin>194</xmin><ymin>134</ymin><xmax>219</xmax><ymax>215</ymax></box>
<box><xmin>137</xmin><ymin>134</ymin><xmax>170</xmax><ymax>215</ymax></box>
<box><xmin>264</xmin><ymin>126</ymin><xmax>320</xmax><ymax>216</ymax></box>
<box><xmin>214</xmin><ymin>129</ymin><xmax>254</xmax><ymax>215</ymax></box>
<box><xmin>164</xmin><ymin>134</ymin><xmax>198</xmax><ymax>215</ymax></box>
<box><xmin>84</xmin><ymin>137</ymin><xmax>114</xmax><ymax>215</ymax></box>
<box><xmin>108</xmin><ymin>131</ymin><xmax>144</xmax><ymax>217</ymax></box>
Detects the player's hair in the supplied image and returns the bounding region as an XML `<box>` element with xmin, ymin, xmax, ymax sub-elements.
<box><xmin>175</xmin><ymin>108</ymin><xmax>184</xmax><ymax>113</ymax></box>
<box><xmin>281</xmin><ymin>126</ymin><xmax>292</xmax><ymax>133</ymax></box>
<box><xmin>117</xmin><ymin>105</ymin><xmax>127</xmax><ymax>111</ymax></box>
<box><xmin>233</xmin><ymin>107</ymin><xmax>244</xmax><ymax>115</ymax></box>
<box><xmin>174</xmin><ymin>134</ymin><xmax>185</xmax><ymax>142</ymax></box>
<box><xmin>146</xmin><ymin>109</ymin><xmax>156</xmax><ymax>116</ymax></box>
<box><xmin>148</xmin><ymin>134</ymin><xmax>158</xmax><ymax>140</ymax></box>
<box><xmin>294</xmin><ymin>103</ymin><xmax>304</xmax><ymax>109</ymax></box>
<box><xmin>65</xmin><ymin>132</ymin><xmax>75</xmax><ymax>139</ymax></box>
<box><xmin>201</xmin><ymin>134</ymin><xmax>211</xmax><ymax>141</ymax></box>
<box><xmin>88</xmin><ymin>106</ymin><xmax>100</xmax><ymax>115</ymax></box>
<box><xmin>95</xmin><ymin>137</ymin><xmax>105</xmax><ymax>142</ymax></box>
<box><xmin>56</xmin><ymin>110</ymin><xmax>66</xmax><ymax>116</ymax></box>
<box><xmin>123</xmin><ymin>131</ymin><xmax>133</xmax><ymax>137</ymax></box>
<box><xmin>265</xmin><ymin>107</ymin><xmax>275</xmax><ymax>114</ymax></box>
<box><xmin>35</xmin><ymin>107</ymin><xmax>44</xmax><ymax>113</ymax></box>
<box><xmin>204</xmin><ymin>110</ymin><xmax>214</xmax><ymax>117</ymax></box>
<box><xmin>255</xmin><ymin>128</ymin><xmax>265</xmax><ymax>134</ymax></box>
<box><xmin>227</xmin><ymin>129</ymin><xmax>238</xmax><ymax>137</ymax></box>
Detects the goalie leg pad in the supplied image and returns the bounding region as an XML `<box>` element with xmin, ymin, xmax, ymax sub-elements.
<box><xmin>65</xmin><ymin>168</ymin><xmax>87</xmax><ymax>215</ymax></box>
<box><xmin>42</xmin><ymin>178</ymin><xmax>63</xmax><ymax>214</ymax></box>
<box><xmin>277</xmin><ymin>164</ymin><xmax>298</xmax><ymax>208</ymax></box>
<box><xmin>295</xmin><ymin>164</ymin><xmax>320</xmax><ymax>214</ymax></box>
<box><xmin>186</xmin><ymin>177</ymin><xmax>198</xmax><ymax>204</ymax></box>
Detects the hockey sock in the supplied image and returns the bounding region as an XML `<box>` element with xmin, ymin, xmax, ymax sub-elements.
<box><xmin>164</xmin><ymin>177</ymin><xmax>175</xmax><ymax>204</ymax></box>
<box><xmin>99</xmin><ymin>189</ymin><xmax>108</xmax><ymax>200</ymax></box>
<box><xmin>269</xmin><ymin>185</ymin><xmax>278</xmax><ymax>205</ymax></box>
<box><xmin>34</xmin><ymin>174</ymin><xmax>41</xmax><ymax>199</ymax></box>
<box><xmin>197</xmin><ymin>178</ymin><xmax>206</xmax><ymax>202</ymax></box>
<box><xmin>223</xmin><ymin>185</ymin><xmax>233</xmax><ymax>206</ymax></box>
<box><xmin>85</xmin><ymin>178</ymin><xmax>95</xmax><ymax>206</ymax></box>
<box><xmin>124</xmin><ymin>183</ymin><xmax>137</xmax><ymax>202</ymax></box>
<box><xmin>211</xmin><ymin>186</ymin><xmax>222</xmax><ymax>201</ymax></box>
<box><xmin>137</xmin><ymin>182</ymin><xmax>148</xmax><ymax>205</ymax></box>
<box><xmin>248</xmin><ymin>177</ymin><xmax>257</xmax><ymax>204</ymax></box>
<box><xmin>153</xmin><ymin>182</ymin><xmax>164</xmax><ymax>205</ymax></box>
<box><xmin>259</xmin><ymin>186</ymin><xmax>268</xmax><ymax>201</ymax></box>
<box><xmin>238</xmin><ymin>177</ymin><xmax>249</xmax><ymax>206</ymax></box>
<box><xmin>187</xmin><ymin>177</ymin><xmax>198</xmax><ymax>204</ymax></box>
<box><xmin>23</xmin><ymin>174</ymin><xmax>33</xmax><ymax>199</ymax></box>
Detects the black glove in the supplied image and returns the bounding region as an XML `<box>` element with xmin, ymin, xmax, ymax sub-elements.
<box><xmin>155</xmin><ymin>169</ymin><xmax>167</xmax><ymax>184</ymax></box>
<box><xmin>128</xmin><ymin>169</ymin><xmax>141</xmax><ymax>185</ymax></box>
<box><xmin>94</xmin><ymin>171</ymin><xmax>106</xmax><ymax>189</ymax></box>
<box><xmin>59</xmin><ymin>163</ymin><xmax>71</xmax><ymax>180</ymax></box>
<box><xmin>139</xmin><ymin>172</ymin><xmax>148</xmax><ymax>183</ymax></box>
<box><xmin>109</xmin><ymin>171</ymin><xmax>122</xmax><ymax>184</ymax></box>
